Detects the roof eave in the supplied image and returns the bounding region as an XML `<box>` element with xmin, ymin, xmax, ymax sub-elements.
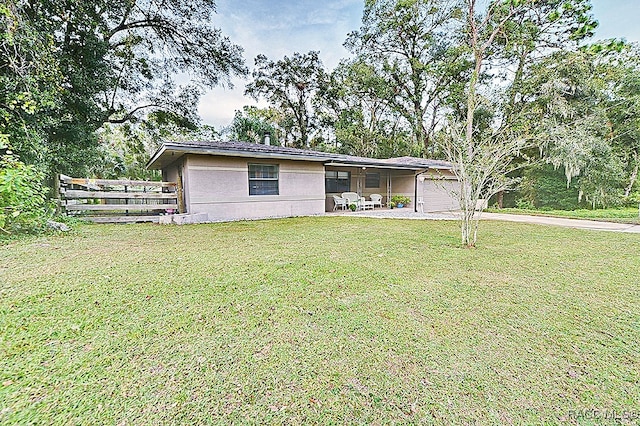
<box><xmin>146</xmin><ymin>144</ymin><xmax>168</xmax><ymax>170</ymax></box>
<box><xmin>192</xmin><ymin>148</ymin><xmax>330</xmax><ymax>162</ymax></box>
<box><xmin>324</xmin><ymin>161</ymin><xmax>425</xmax><ymax>171</ymax></box>
<box><xmin>147</xmin><ymin>142</ymin><xmax>456</xmax><ymax>172</ymax></box>
<box><xmin>147</xmin><ymin>143</ymin><xmax>331</xmax><ymax>169</ymax></box>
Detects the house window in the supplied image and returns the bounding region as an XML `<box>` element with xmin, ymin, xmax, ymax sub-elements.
<box><xmin>248</xmin><ymin>164</ymin><xmax>279</xmax><ymax>195</ymax></box>
<box><xmin>325</xmin><ymin>170</ymin><xmax>350</xmax><ymax>193</ymax></box>
<box><xmin>365</xmin><ymin>172</ymin><xmax>380</xmax><ymax>188</ymax></box>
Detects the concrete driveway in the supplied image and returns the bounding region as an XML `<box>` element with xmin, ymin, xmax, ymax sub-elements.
<box><xmin>481</xmin><ymin>212</ymin><xmax>640</xmax><ymax>234</ymax></box>
<box><xmin>332</xmin><ymin>209</ymin><xmax>640</xmax><ymax>233</ymax></box>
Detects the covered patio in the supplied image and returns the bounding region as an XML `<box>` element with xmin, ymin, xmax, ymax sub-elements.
<box><xmin>324</xmin><ymin>165</ymin><xmax>416</xmax><ymax>212</ymax></box>
<box><xmin>323</xmin><ymin>156</ymin><xmax>458</xmax><ymax>213</ymax></box>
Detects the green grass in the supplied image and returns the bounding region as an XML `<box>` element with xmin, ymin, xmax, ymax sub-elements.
<box><xmin>487</xmin><ymin>207</ymin><xmax>640</xmax><ymax>224</ymax></box>
<box><xmin>1</xmin><ymin>217</ymin><xmax>639</xmax><ymax>424</ymax></box>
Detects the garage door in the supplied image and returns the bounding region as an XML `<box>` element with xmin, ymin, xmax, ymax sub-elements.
<box><xmin>421</xmin><ymin>179</ymin><xmax>460</xmax><ymax>212</ymax></box>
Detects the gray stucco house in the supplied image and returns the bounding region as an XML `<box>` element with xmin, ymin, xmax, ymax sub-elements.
<box><xmin>146</xmin><ymin>140</ymin><xmax>460</xmax><ymax>222</ymax></box>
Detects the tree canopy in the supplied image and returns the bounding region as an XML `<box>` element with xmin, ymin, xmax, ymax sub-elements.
<box><xmin>245</xmin><ymin>51</ymin><xmax>325</xmax><ymax>149</ymax></box>
<box><xmin>2</xmin><ymin>0</ymin><xmax>246</xmax><ymax>176</ymax></box>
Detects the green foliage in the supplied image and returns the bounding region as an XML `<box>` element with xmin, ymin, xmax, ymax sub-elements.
<box><xmin>344</xmin><ymin>0</ymin><xmax>470</xmax><ymax>155</ymax></box>
<box><xmin>3</xmin><ymin>0</ymin><xmax>246</xmax><ymax>177</ymax></box>
<box><xmin>626</xmin><ymin>189</ymin><xmax>640</xmax><ymax>207</ymax></box>
<box><xmin>0</xmin><ymin>137</ymin><xmax>50</xmax><ymax>235</ymax></box>
<box><xmin>316</xmin><ymin>59</ymin><xmax>417</xmax><ymax>158</ymax></box>
<box><xmin>245</xmin><ymin>52</ymin><xmax>325</xmax><ymax>148</ymax></box>
<box><xmin>526</xmin><ymin>45</ymin><xmax>639</xmax><ymax>208</ymax></box>
<box><xmin>94</xmin><ymin>114</ymin><xmax>218</xmax><ymax>180</ymax></box>
<box><xmin>390</xmin><ymin>195</ymin><xmax>411</xmax><ymax>205</ymax></box>
<box><xmin>493</xmin><ymin>206</ymin><xmax>640</xmax><ymax>222</ymax></box>
<box><xmin>1</xmin><ymin>2</ymin><xmax>62</xmax><ymax>178</ymax></box>
<box><xmin>577</xmin><ymin>140</ymin><xmax>626</xmax><ymax>208</ymax></box>
<box><xmin>518</xmin><ymin>164</ymin><xmax>581</xmax><ymax>210</ymax></box>
<box><xmin>225</xmin><ymin>106</ymin><xmax>279</xmax><ymax>145</ymax></box>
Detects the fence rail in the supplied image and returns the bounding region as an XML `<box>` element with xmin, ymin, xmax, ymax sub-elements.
<box><xmin>58</xmin><ymin>174</ymin><xmax>182</xmax><ymax>223</ymax></box>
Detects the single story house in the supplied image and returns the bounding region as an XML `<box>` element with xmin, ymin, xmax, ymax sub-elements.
<box><xmin>146</xmin><ymin>140</ymin><xmax>460</xmax><ymax>222</ymax></box>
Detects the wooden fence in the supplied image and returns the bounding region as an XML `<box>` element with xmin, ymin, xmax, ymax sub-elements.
<box><xmin>58</xmin><ymin>174</ymin><xmax>183</xmax><ymax>223</ymax></box>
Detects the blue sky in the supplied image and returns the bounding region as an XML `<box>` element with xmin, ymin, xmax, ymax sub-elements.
<box><xmin>199</xmin><ymin>0</ymin><xmax>640</xmax><ymax>129</ymax></box>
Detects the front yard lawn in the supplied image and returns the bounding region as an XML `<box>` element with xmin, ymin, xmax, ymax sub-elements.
<box><xmin>1</xmin><ymin>217</ymin><xmax>639</xmax><ymax>424</ymax></box>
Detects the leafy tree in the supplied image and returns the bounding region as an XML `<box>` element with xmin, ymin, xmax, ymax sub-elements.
<box><xmin>225</xmin><ymin>106</ymin><xmax>280</xmax><ymax>145</ymax></box>
<box><xmin>518</xmin><ymin>164</ymin><xmax>582</xmax><ymax>210</ymax></box>
<box><xmin>600</xmin><ymin>44</ymin><xmax>640</xmax><ymax>200</ymax></box>
<box><xmin>345</xmin><ymin>0</ymin><xmax>470</xmax><ymax>156</ymax></box>
<box><xmin>245</xmin><ymin>51</ymin><xmax>325</xmax><ymax>148</ymax></box>
<box><xmin>316</xmin><ymin>59</ymin><xmax>415</xmax><ymax>157</ymax></box>
<box><xmin>527</xmin><ymin>43</ymin><xmax>637</xmax><ymax>208</ymax></box>
<box><xmin>6</xmin><ymin>0</ymin><xmax>246</xmax><ymax>176</ymax></box>
<box><xmin>94</xmin><ymin>113</ymin><xmax>219</xmax><ymax>180</ymax></box>
<box><xmin>494</xmin><ymin>0</ymin><xmax>598</xmax><ymax>124</ymax></box>
<box><xmin>1</xmin><ymin>2</ymin><xmax>62</xmax><ymax>173</ymax></box>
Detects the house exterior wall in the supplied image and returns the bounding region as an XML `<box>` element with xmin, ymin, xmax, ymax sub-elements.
<box><xmin>389</xmin><ymin>173</ymin><xmax>416</xmax><ymax>207</ymax></box>
<box><xmin>181</xmin><ymin>155</ymin><xmax>325</xmax><ymax>221</ymax></box>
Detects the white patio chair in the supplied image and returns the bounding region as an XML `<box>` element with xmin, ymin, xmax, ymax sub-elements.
<box><xmin>341</xmin><ymin>192</ymin><xmax>360</xmax><ymax>210</ymax></box>
<box><xmin>360</xmin><ymin>197</ymin><xmax>375</xmax><ymax>210</ymax></box>
<box><xmin>370</xmin><ymin>194</ymin><xmax>383</xmax><ymax>209</ymax></box>
<box><xmin>332</xmin><ymin>195</ymin><xmax>347</xmax><ymax>211</ymax></box>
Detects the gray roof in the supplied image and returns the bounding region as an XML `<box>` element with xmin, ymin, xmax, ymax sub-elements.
<box><xmin>147</xmin><ymin>140</ymin><xmax>453</xmax><ymax>171</ymax></box>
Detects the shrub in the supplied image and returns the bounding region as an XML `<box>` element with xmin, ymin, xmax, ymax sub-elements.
<box><xmin>518</xmin><ymin>164</ymin><xmax>581</xmax><ymax>210</ymax></box>
<box><xmin>0</xmin><ymin>137</ymin><xmax>51</xmax><ymax>235</ymax></box>
<box><xmin>390</xmin><ymin>195</ymin><xmax>411</xmax><ymax>206</ymax></box>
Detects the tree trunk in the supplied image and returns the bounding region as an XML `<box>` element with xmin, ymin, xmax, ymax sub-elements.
<box><xmin>460</xmin><ymin>3</ymin><xmax>484</xmax><ymax>247</ymax></box>
<box><xmin>624</xmin><ymin>152</ymin><xmax>638</xmax><ymax>197</ymax></box>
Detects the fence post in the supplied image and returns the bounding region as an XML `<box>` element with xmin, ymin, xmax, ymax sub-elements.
<box><xmin>55</xmin><ymin>174</ymin><xmax>62</xmax><ymax>215</ymax></box>
<box><xmin>177</xmin><ymin>172</ymin><xmax>185</xmax><ymax>214</ymax></box>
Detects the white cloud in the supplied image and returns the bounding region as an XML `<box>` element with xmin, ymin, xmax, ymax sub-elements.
<box><xmin>198</xmin><ymin>77</ymin><xmax>269</xmax><ymax>129</ymax></box>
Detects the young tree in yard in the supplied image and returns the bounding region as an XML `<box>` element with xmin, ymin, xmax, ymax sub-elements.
<box><xmin>442</xmin><ymin>0</ymin><xmax>535</xmax><ymax>246</ymax></box>
<box><xmin>443</xmin><ymin>0</ymin><xmax>598</xmax><ymax>246</ymax></box>
<box><xmin>443</xmin><ymin>0</ymin><xmax>597</xmax><ymax>246</ymax></box>
<box><xmin>245</xmin><ymin>52</ymin><xmax>325</xmax><ymax>148</ymax></box>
